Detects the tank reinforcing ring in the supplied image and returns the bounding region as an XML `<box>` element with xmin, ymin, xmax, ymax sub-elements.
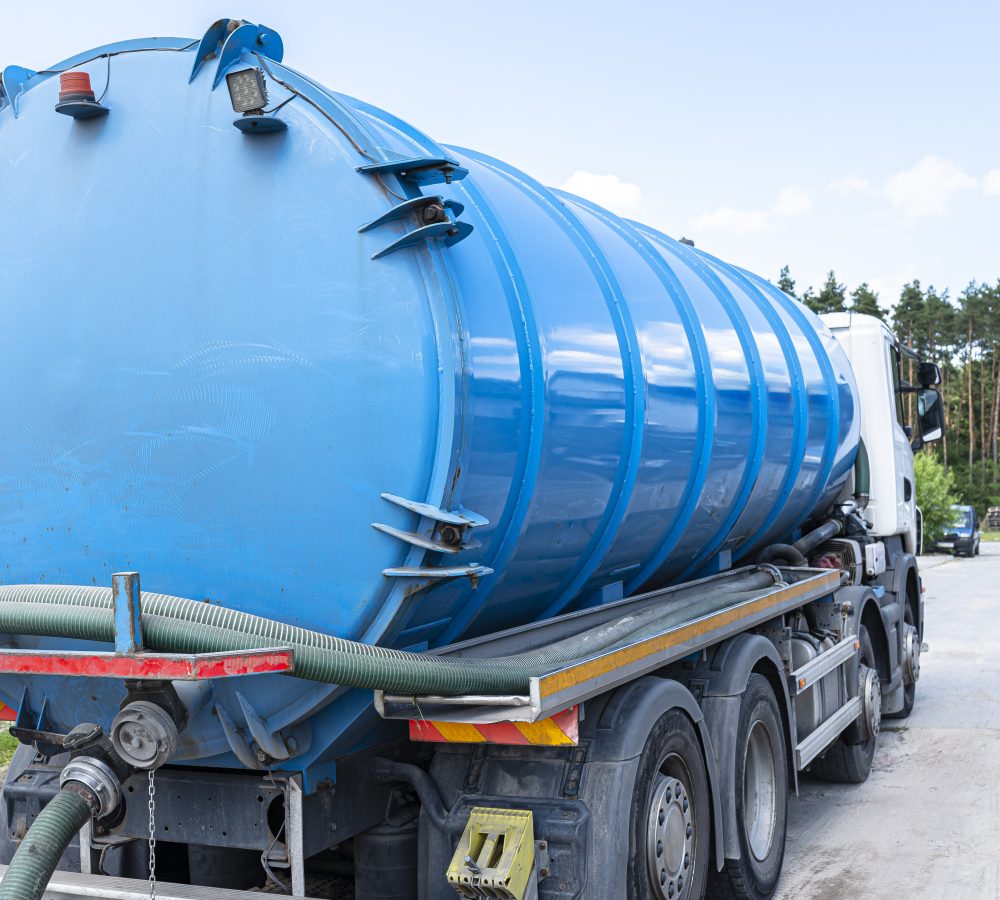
<box><xmin>743</xmin><ymin>719</ymin><xmax>778</xmax><ymax>861</ymax></box>
<box><xmin>646</xmin><ymin>774</ymin><xmax>694</xmax><ymax>899</ymax></box>
<box><xmin>902</xmin><ymin>623</ymin><xmax>921</xmax><ymax>685</ymax></box>
<box><xmin>858</xmin><ymin>664</ymin><xmax>882</xmax><ymax>743</ymax></box>
<box><xmin>60</xmin><ymin>756</ymin><xmax>123</xmax><ymax>819</ymax></box>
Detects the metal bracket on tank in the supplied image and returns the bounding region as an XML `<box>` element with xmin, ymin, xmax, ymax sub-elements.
<box><xmin>215</xmin><ymin>694</ymin><xmax>293</xmax><ymax>769</ymax></box>
<box><xmin>375</xmin><ymin>493</ymin><xmax>492</xmax><ymax>581</ymax></box>
<box><xmin>382</xmin><ymin>564</ymin><xmax>493</xmax><ymax>580</ymax></box>
<box><xmin>379</xmin><ymin>492</ymin><xmax>488</xmax><ymax>528</ymax></box>
<box><xmin>188</xmin><ymin>18</ymin><xmax>284</xmax><ymax>86</ymax></box>
<box><xmin>1</xmin><ymin>65</ymin><xmax>38</xmax><ymax>117</ymax></box>
<box><xmin>359</xmin><ymin>195</ymin><xmax>473</xmax><ymax>259</ymax></box>
<box><xmin>236</xmin><ymin>692</ymin><xmax>290</xmax><ymax>761</ymax></box>
<box><xmin>358</xmin><ymin>155</ymin><xmax>469</xmax><ymax>186</ymax></box>
<box><xmin>215</xmin><ymin>702</ymin><xmax>262</xmax><ymax>770</ymax></box>
<box><xmin>373</xmin><ymin>522</ymin><xmax>482</xmax><ymax>554</ymax></box>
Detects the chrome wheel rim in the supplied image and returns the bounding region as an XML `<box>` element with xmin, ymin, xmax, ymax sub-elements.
<box><xmin>646</xmin><ymin>765</ymin><xmax>694</xmax><ymax>898</ymax></box>
<box><xmin>743</xmin><ymin>719</ymin><xmax>777</xmax><ymax>861</ymax></box>
<box><xmin>858</xmin><ymin>664</ymin><xmax>881</xmax><ymax>742</ymax></box>
<box><xmin>902</xmin><ymin>622</ymin><xmax>921</xmax><ymax>685</ymax></box>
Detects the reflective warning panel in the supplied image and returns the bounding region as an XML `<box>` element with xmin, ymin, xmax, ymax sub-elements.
<box><xmin>408</xmin><ymin>705</ymin><xmax>578</xmax><ymax>746</ymax></box>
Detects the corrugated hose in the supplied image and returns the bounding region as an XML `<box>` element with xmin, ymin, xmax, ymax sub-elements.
<box><xmin>0</xmin><ymin>569</ymin><xmax>777</xmax><ymax>696</ymax></box>
<box><xmin>0</xmin><ymin>789</ymin><xmax>92</xmax><ymax>900</ymax></box>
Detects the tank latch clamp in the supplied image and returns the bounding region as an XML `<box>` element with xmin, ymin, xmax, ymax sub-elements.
<box><xmin>358</xmin><ymin>154</ymin><xmax>469</xmax><ymax>186</ymax></box>
<box><xmin>359</xmin><ymin>195</ymin><xmax>474</xmax><ymax>259</ymax></box>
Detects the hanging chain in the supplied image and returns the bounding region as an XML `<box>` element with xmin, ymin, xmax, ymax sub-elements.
<box><xmin>147</xmin><ymin>769</ymin><xmax>157</xmax><ymax>900</ymax></box>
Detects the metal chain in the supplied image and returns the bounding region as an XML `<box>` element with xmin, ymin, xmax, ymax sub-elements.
<box><xmin>147</xmin><ymin>769</ymin><xmax>157</xmax><ymax>900</ymax></box>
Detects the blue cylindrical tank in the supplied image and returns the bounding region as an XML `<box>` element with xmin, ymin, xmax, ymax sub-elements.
<box><xmin>0</xmin><ymin>24</ymin><xmax>858</xmax><ymax>777</ymax></box>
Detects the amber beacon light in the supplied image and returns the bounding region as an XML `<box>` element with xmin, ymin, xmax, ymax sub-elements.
<box><xmin>55</xmin><ymin>70</ymin><xmax>109</xmax><ymax>119</ymax></box>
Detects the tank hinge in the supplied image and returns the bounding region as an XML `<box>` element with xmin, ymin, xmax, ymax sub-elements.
<box><xmin>373</xmin><ymin>522</ymin><xmax>481</xmax><ymax>554</ymax></box>
<box><xmin>358</xmin><ymin>154</ymin><xmax>469</xmax><ymax>186</ymax></box>
<box><xmin>236</xmin><ymin>692</ymin><xmax>290</xmax><ymax>761</ymax></box>
<box><xmin>188</xmin><ymin>19</ymin><xmax>284</xmax><ymax>86</ymax></box>
<box><xmin>375</xmin><ymin>493</ymin><xmax>492</xmax><ymax>581</ymax></box>
<box><xmin>359</xmin><ymin>195</ymin><xmax>473</xmax><ymax>259</ymax></box>
<box><xmin>1</xmin><ymin>65</ymin><xmax>38</xmax><ymax>118</ymax></box>
<box><xmin>380</xmin><ymin>492</ymin><xmax>489</xmax><ymax>528</ymax></box>
<box><xmin>216</xmin><ymin>695</ymin><xmax>294</xmax><ymax>769</ymax></box>
<box><xmin>382</xmin><ymin>564</ymin><xmax>493</xmax><ymax>581</ymax></box>
<box><xmin>214</xmin><ymin>702</ymin><xmax>262</xmax><ymax>770</ymax></box>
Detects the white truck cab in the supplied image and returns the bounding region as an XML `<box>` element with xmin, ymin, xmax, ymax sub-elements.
<box><xmin>823</xmin><ymin>312</ymin><xmax>944</xmax><ymax>555</ymax></box>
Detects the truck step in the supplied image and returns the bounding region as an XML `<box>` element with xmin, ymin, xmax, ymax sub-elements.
<box><xmin>790</xmin><ymin>636</ymin><xmax>859</xmax><ymax>694</ymax></box>
<box><xmin>795</xmin><ymin>697</ymin><xmax>862</xmax><ymax>769</ymax></box>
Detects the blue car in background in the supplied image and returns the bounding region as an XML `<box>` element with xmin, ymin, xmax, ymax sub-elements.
<box><xmin>935</xmin><ymin>504</ymin><xmax>981</xmax><ymax>557</ymax></box>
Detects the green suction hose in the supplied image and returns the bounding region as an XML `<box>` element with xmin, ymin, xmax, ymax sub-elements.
<box><xmin>0</xmin><ymin>789</ymin><xmax>92</xmax><ymax>900</ymax></box>
<box><xmin>0</xmin><ymin>569</ymin><xmax>777</xmax><ymax>696</ymax></box>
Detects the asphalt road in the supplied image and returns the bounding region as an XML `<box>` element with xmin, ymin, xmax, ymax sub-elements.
<box><xmin>775</xmin><ymin>545</ymin><xmax>1000</xmax><ymax>899</ymax></box>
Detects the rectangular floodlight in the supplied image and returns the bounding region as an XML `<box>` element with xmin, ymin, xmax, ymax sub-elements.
<box><xmin>226</xmin><ymin>67</ymin><xmax>268</xmax><ymax>114</ymax></box>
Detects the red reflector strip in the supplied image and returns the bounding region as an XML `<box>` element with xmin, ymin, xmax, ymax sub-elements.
<box><xmin>0</xmin><ymin>648</ymin><xmax>294</xmax><ymax>680</ymax></box>
<box><xmin>408</xmin><ymin>705</ymin><xmax>579</xmax><ymax>747</ymax></box>
<box><xmin>0</xmin><ymin>703</ymin><xmax>16</xmax><ymax>722</ymax></box>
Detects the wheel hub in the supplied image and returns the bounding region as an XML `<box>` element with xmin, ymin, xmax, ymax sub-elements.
<box><xmin>646</xmin><ymin>774</ymin><xmax>694</xmax><ymax>899</ymax></box>
<box><xmin>902</xmin><ymin>623</ymin><xmax>921</xmax><ymax>685</ymax></box>
<box><xmin>743</xmin><ymin>720</ymin><xmax>777</xmax><ymax>861</ymax></box>
<box><xmin>858</xmin><ymin>664</ymin><xmax>881</xmax><ymax>742</ymax></box>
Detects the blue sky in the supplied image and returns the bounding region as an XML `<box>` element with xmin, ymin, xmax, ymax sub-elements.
<box><xmin>4</xmin><ymin>1</ymin><xmax>998</xmax><ymax>308</ymax></box>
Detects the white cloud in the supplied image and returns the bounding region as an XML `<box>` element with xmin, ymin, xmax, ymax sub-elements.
<box><xmin>883</xmin><ymin>155</ymin><xmax>977</xmax><ymax>219</ymax></box>
<box><xmin>772</xmin><ymin>185</ymin><xmax>814</xmax><ymax>217</ymax></box>
<box><xmin>985</xmin><ymin>169</ymin><xmax>1000</xmax><ymax>197</ymax></box>
<box><xmin>692</xmin><ymin>206</ymin><xmax>768</xmax><ymax>235</ymax></box>
<box><xmin>827</xmin><ymin>174</ymin><xmax>874</xmax><ymax>195</ymax></box>
<box><xmin>558</xmin><ymin>171</ymin><xmax>644</xmax><ymax>217</ymax></box>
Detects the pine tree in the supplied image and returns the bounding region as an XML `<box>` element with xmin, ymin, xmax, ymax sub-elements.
<box><xmin>804</xmin><ymin>271</ymin><xmax>847</xmax><ymax>314</ymax></box>
<box><xmin>849</xmin><ymin>283</ymin><xmax>884</xmax><ymax>319</ymax></box>
<box><xmin>777</xmin><ymin>265</ymin><xmax>796</xmax><ymax>298</ymax></box>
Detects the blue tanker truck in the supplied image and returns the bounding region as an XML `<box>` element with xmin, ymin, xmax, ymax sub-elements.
<box><xmin>0</xmin><ymin>19</ymin><xmax>945</xmax><ymax>900</ymax></box>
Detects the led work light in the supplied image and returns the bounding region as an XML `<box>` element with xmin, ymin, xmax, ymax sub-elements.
<box><xmin>226</xmin><ymin>67</ymin><xmax>268</xmax><ymax>114</ymax></box>
<box><xmin>225</xmin><ymin>67</ymin><xmax>287</xmax><ymax>134</ymax></box>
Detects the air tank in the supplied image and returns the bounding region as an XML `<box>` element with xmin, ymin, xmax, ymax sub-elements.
<box><xmin>0</xmin><ymin>22</ymin><xmax>858</xmax><ymax>774</ymax></box>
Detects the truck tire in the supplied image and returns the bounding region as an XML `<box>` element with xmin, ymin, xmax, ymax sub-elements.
<box><xmin>708</xmin><ymin>675</ymin><xmax>787</xmax><ymax>900</ymax></box>
<box><xmin>886</xmin><ymin>601</ymin><xmax>919</xmax><ymax>720</ymax></box>
<box><xmin>627</xmin><ymin>709</ymin><xmax>711</xmax><ymax>900</ymax></box>
<box><xmin>811</xmin><ymin>625</ymin><xmax>879</xmax><ymax>784</ymax></box>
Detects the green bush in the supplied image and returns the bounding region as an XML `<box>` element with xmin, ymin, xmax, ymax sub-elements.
<box><xmin>0</xmin><ymin>724</ymin><xmax>16</xmax><ymax>771</ymax></box>
<box><xmin>914</xmin><ymin>452</ymin><xmax>958</xmax><ymax>542</ymax></box>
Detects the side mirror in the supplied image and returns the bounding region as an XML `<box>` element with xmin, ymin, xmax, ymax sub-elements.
<box><xmin>917</xmin><ymin>387</ymin><xmax>944</xmax><ymax>444</ymax></box>
<box><xmin>918</xmin><ymin>361</ymin><xmax>941</xmax><ymax>387</ymax></box>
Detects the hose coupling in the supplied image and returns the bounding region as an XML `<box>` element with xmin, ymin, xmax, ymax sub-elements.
<box><xmin>110</xmin><ymin>700</ymin><xmax>180</xmax><ymax>770</ymax></box>
<box><xmin>60</xmin><ymin>756</ymin><xmax>123</xmax><ymax>819</ymax></box>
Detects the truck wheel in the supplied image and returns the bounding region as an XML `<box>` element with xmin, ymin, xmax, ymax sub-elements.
<box><xmin>811</xmin><ymin>625</ymin><xmax>879</xmax><ymax>784</ymax></box>
<box><xmin>708</xmin><ymin>674</ymin><xmax>787</xmax><ymax>900</ymax></box>
<box><xmin>628</xmin><ymin>709</ymin><xmax>710</xmax><ymax>900</ymax></box>
<box><xmin>886</xmin><ymin>602</ymin><xmax>919</xmax><ymax>720</ymax></box>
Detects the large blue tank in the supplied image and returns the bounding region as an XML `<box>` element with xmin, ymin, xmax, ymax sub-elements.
<box><xmin>0</xmin><ymin>22</ymin><xmax>858</xmax><ymax>785</ymax></box>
